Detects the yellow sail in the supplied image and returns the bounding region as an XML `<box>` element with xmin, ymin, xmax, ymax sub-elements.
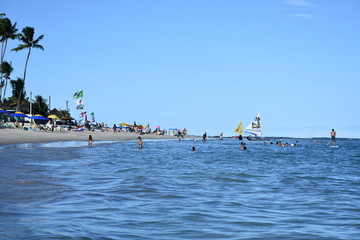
<box><xmin>234</xmin><ymin>121</ymin><xmax>243</xmax><ymax>135</ymax></box>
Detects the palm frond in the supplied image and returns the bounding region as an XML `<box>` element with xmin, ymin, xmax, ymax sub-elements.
<box><xmin>33</xmin><ymin>34</ymin><xmax>44</xmax><ymax>44</ymax></box>
<box><xmin>11</xmin><ymin>44</ymin><xmax>28</xmax><ymax>52</ymax></box>
<box><xmin>33</xmin><ymin>45</ymin><xmax>44</xmax><ymax>51</ymax></box>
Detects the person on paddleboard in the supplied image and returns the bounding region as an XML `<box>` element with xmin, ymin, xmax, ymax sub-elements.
<box><xmin>330</xmin><ymin>129</ymin><xmax>336</xmax><ymax>147</ymax></box>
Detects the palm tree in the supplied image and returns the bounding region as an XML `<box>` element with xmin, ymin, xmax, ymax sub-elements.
<box><xmin>0</xmin><ymin>17</ymin><xmax>18</xmax><ymax>101</ymax></box>
<box><xmin>11</xmin><ymin>26</ymin><xmax>44</xmax><ymax>111</ymax></box>
<box><xmin>33</xmin><ymin>95</ymin><xmax>49</xmax><ymax>116</ymax></box>
<box><xmin>10</xmin><ymin>77</ymin><xmax>26</xmax><ymax>108</ymax></box>
<box><xmin>0</xmin><ymin>60</ymin><xmax>13</xmax><ymax>101</ymax></box>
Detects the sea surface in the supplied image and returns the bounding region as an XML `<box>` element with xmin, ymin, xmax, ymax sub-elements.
<box><xmin>0</xmin><ymin>138</ymin><xmax>359</xmax><ymax>240</ymax></box>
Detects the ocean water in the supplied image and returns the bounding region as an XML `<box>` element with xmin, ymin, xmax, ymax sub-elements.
<box><xmin>0</xmin><ymin>138</ymin><xmax>359</xmax><ymax>240</ymax></box>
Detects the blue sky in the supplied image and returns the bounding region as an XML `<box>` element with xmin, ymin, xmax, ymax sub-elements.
<box><xmin>2</xmin><ymin>0</ymin><xmax>360</xmax><ymax>137</ymax></box>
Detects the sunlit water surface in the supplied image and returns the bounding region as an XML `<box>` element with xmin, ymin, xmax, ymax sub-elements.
<box><xmin>1</xmin><ymin>138</ymin><xmax>359</xmax><ymax>239</ymax></box>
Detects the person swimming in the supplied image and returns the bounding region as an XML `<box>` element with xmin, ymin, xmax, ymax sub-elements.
<box><xmin>240</xmin><ymin>143</ymin><xmax>247</xmax><ymax>150</ymax></box>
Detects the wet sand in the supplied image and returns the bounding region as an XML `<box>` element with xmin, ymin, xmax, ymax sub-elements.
<box><xmin>0</xmin><ymin>128</ymin><xmax>177</xmax><ymax>146</ymax></box>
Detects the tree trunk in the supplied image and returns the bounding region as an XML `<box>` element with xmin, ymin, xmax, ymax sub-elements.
<box><xmin>0</xmin><ymin>39</ymin><xmax>7</xmax><ymax>102</ymax></box>
<box><xmin>3</xmin><ymin>77</ymin><xmax>9</xmax><ymax>100</ymax></box>
<box><xmin>16</xmin><ymin>47</ymin><xmax>31</xmax><ymax>112</ymax></box>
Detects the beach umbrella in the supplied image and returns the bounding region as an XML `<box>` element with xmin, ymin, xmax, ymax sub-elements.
<box><xmin>30</xmin><ymin>115</ymin><xmax>49</xmax><ymax>120</ymax></box>
<box><xmin>8</xmin><ymin>112</ymin><xmax>29</xmax><ymax>118</ymax></box>
<box><xmin>61</xmin><ymin>116</ymin><xmax>74</xmax><ymax>120</ymax></box>
<box><xmin>155</xmin><ymin>125</ymin><xmax>160</xmax><ymax>129</ymax></box>
<box><xmin>47</xmin><ymin>114</ymin><xmax>59</xmax><ymax>119</ymax></box>
<box><xmin>0</xmin><ymin>109</ymin><xmax>9</xmax><ymax>114</ymax></box>
<box><xmin>119</xmin><ymin>123</ymin><xmax>129</xmax><ymax>126</ymax></box>
<box><xmin>168</xmin><ymin>128</ymin><xmax>177</xmax><ymax>131</ymax></box>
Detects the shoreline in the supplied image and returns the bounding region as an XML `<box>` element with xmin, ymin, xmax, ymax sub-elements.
<box><xmin>0</xmin><ymin>128</ymin><xmax>179</xmax><ymax>146</ymax></box>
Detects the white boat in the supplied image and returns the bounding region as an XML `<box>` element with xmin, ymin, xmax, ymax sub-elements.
<box><xmin>245</xmin><ymin>112</ymin><xmax>263</xmax><ymax>138</ymax></box>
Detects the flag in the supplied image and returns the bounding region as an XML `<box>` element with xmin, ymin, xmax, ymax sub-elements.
<box><xmin>76</xmin><ymin>98</ymin><xmax>84</xmax><ymax>105</ymax></box>
<box><xmin>73</xmin><ymin>90</ymin><xmax>84</xmax><ymax>99</ymax></box>
<box><xmin>90</xmin><ymin>112</ymin><xmax>95</xmax><ymax>122</ymax></box>
<box><xmin>76</xmin><ymin>104</ymin><xmax>85</xmax><ymax>110</ymax></box>
<box><xmin>75</xmin><ymin>125</ymin><xmax>85</xmax><ymax>132</ymax></box>
<box><xmin>79</xmin><ymin>112</ymin><xmax>86</xmax><ymax>118</ymax></box>
<box><xmin>78</xmin><ymin>119</ymin><xmax>84</xmax><ymax>126</ymax></box>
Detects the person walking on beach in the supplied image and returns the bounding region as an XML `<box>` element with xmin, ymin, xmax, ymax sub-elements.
<box><xmin>137</xmin><ymin>136</ymin><xmax>143</xmax><ymax>149</ymax></box>
<box><xmin>88</xmin><ymin>135</ymin><xmax>93</xmax><ymax>147</ymax></box>
<box><xmin>113</xmin><ymin>124</ymin><xmax>117</xmax><ymax>134</ymax></box>
<box><xmin>330</xmin><ymin>129</ymin><xmax>336</xmax><ymax>147</ymax></box>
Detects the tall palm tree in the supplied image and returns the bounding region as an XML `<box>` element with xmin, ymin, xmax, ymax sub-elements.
<box><xmin>11</xmin><ymin>26</ymin><xmax>44</xmax><ymax>111</ymax></box>
<box><xmin>10</xmin><ymin>77</ymin><xmax>26</xmax><ymax>108</ymax></box>
<box><xmin>0</xmin><ymin>60</ymin><xmax>13</xmax><ymax>101</ymax></box>
<box><xmin>0</xmin><ymin>17</ymin><xmax>18</xmax><ymax>101</ymax></box>
<box><xmin>33</xmin><ymin>95</ymin><xmax>48</xmax><ymax>116</ymax></box>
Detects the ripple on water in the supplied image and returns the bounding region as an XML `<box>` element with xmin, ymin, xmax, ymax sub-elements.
<box><xmin>0</xmin><ymin>138</ymin><xmax>359</xmax><ymax>239</ymax></box>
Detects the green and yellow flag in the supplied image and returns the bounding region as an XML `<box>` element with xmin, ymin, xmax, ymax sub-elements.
<box><xmin>73</xmin><ymin>90</ymin><xmax>84</xmax><ymax>99</ymax></box>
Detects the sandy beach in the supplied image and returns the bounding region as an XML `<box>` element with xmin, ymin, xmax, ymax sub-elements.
<box><xmin>0</xmin><ymin>128</ymin><xmax>178</xmax><ymax>146</ymax></box>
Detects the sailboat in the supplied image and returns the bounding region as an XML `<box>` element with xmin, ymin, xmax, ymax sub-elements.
<box><xmin>234</xmin><ymin>121</ymin><xmax>243</xmax><ymax>135</ymax></box>
<box><xmin>234</xmin><ymin>121</ymin><xmax>244</xmax><ymax>140</ymax></box>
<box><xmin>245</xmin><ymin>112</ymin><xmax>263</xmax><ymax>138</ymax></box>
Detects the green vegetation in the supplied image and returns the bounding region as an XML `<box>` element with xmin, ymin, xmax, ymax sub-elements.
<box><xmin>11</xmin><ymin>26</ymin><xmax>44</xmax><ymax>111</ymax></box>
<box><xmin>0</xmin><ymin>13</ymin><xmax>67</xmax><ymax>117</ymax></box>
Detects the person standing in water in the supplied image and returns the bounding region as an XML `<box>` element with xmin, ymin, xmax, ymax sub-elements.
<box><xmin>202</xmin><ymin>132</ymin><xmax>207</xmax><ymax>142</ymax></box>
<box><xmin>330</xmin><ymin>129</ymin><xmax>336</xmax><ymax>147</ymax></box>
<box><xmin>137</xmin><ymin>136</ymin><xmax>143</xmax><ymax>149</ymax></box>
<box><xmin>88</xmin><ymin>135</ymin><xmax>93</xmax><ymax>147</ymax></box>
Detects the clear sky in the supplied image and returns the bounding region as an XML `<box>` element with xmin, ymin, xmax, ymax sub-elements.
<box><xmin>2</xmin><ymin>0</ymin><xmax>360</xmax><ymax>138</ymax></box>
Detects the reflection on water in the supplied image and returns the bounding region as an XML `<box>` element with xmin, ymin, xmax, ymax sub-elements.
<box><xmin>0</xmin><ymin>138</ymin><xmax>359</xmax><ymax>239</ymax></box>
